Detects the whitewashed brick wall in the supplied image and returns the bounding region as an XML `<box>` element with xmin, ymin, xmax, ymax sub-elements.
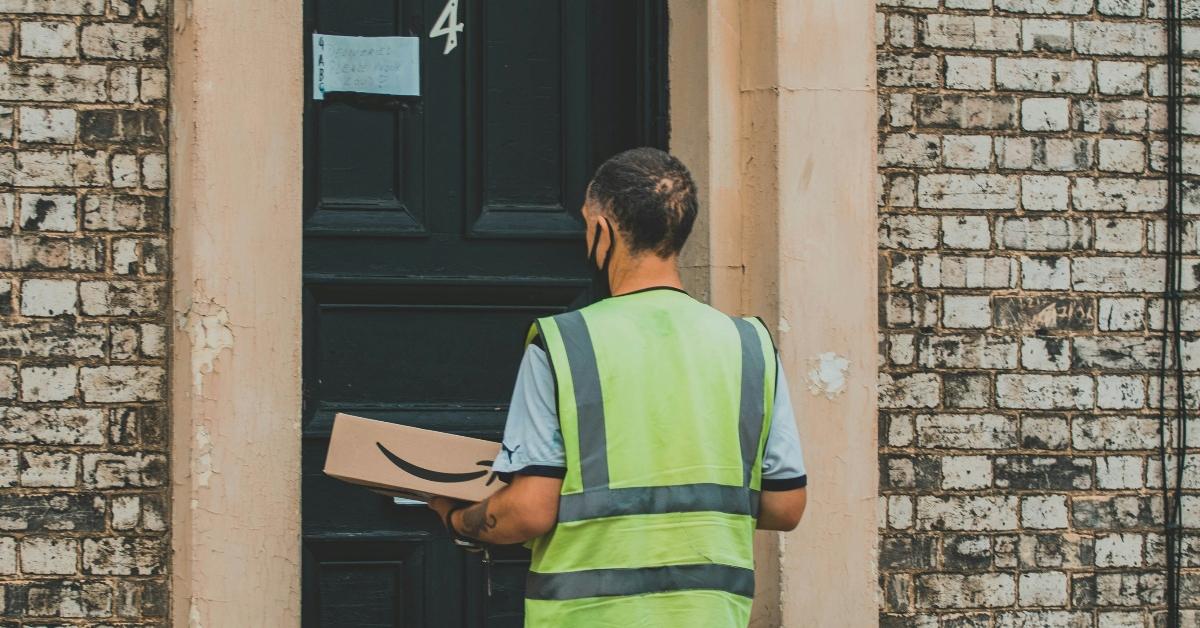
<box><xmin>878</xmin><ymin>0</ymin><xmax>1200</xmax><ymax>625</ymax></box>
<box><xmin>0</xmin><ymin>0</ymin><xmax>168</xmax><ymax>623</ymax></box>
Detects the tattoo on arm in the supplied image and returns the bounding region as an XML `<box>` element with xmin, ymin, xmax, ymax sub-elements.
<box><xmin>460</xmin><ymin>498</ymin><xmax>498</xmax><ymax>539</ymax></box>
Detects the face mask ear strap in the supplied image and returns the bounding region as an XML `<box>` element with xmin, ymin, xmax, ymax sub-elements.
<box><xmin>587</xmin><ymin>219</ymin><xmax>604</xmax><ymax>263</ymax></box>
<box><xmin>601</xmin><ymin>218</ymin><xmax>616</xmax><ymax>273</ymax></box>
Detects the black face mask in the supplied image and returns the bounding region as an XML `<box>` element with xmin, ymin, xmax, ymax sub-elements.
<box><xmin>587</xmin><ymin>218</ymin><xmax>616</xmax><ymax>300</ymax></box>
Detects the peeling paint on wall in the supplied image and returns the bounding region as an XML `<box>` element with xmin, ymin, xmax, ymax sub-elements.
<box><xmin>194</xmin><ymin>424</ymin><xmax>213</xmax><ymax>487</ymax></box>
<box><xmin>175</xmin><ymin>290</ymin><xmax>235</xmax><ymax>396</ymax></box>
<box><xmin>807</xmin><ymin>352</ymin><xmax>850</xmax><ymax>399</ymax></box>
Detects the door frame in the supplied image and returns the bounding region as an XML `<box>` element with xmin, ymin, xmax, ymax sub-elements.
<box><xmin>169</xmin><ymin>1</ymin><xmax>878</xmax><ymax>626</ymax></box>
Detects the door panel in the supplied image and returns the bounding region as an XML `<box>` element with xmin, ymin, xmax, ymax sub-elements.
<box><xmin>302</xmin><ymin>1</ymin><xmax>667</xmax><ymax>626</ymax></box>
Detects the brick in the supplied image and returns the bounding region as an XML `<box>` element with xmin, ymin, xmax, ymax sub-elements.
<box><xmin>1098</xmin><ymin>0</ymin><xmax>1142</xmax><ymax>14</ymax></box>
<box><xmin>917</xmin><ymin>414</ymin><xmax>1017</xmax><ymax>448</ymax></box>
<box><xmin>1072</xmin><ymin>178</ymin><xmax>1166</xmax><ymax>212</ymax></box>
<box><xmin>108</xmin><ymin>64</ymin><xmax>138</xmax><ymax>103</ymax></box>
<box><xmin>1072</xmin><ymin>495</ymin><xmax>1159</xmax><ymax>530</ymax></box>
<box><xmin>1095</xmin><ymin>533</ymin><xmax>1144</xmax><ymax>567</ymax></box>
<box><xmin>921</xmin><ymin>15</ymin><xmax>1020</xmax><ymax>51</ymax></box>
<box><xmin>1094</xmin><ymin>218</ymin><xmax>1144</xmax><ymax>252</ymax></box>
<box><xmin>944</xmin><ymin>295</ymin><xmax>992</xmax><ymax>329</ymax></box>
<box><xmin>1022</xmin><ymin>98</ymin><xmax>1069</xmax><ymax>132</ymax></box>
<box><xmin>82</xmin><ymin>536</ymin><xmax>164</xmax><ymax>575</ymax></box>
<box><xmin>915</xmin><ymin>94</ymin><xmax>1019</xmax><ymax>130</ymax></box>
<box><xmin>995</xmin><ymin>0</ymin><xmax>1092</xmax><ymax>12</ymax></box>
<box><xmin>1022</xmin><ymin>175</ymin><xmax>1070</xmax><ymax>211</ymax></box>
<box><xmin>1072</xmin><ymin>257</ymin><xmax>1164</xmax><ymax>292</ymax></box>
<box><xmin>942</xmin><ymin>456</ymin><xmax>992</xmax><ymax>489</ymax></box>
<box><xmin>920</xmin><ymin>334</ymin><xmax>1018</xmax><ymax>369</ymax></box>
<box><xmin>20</xmin><ymin>451</ymin><xmax>76</xmax><ymax>488</ymax></box>
<box><xmin>1000</xmin><ymin>218</ymin><xmax>1091</xmax><ymax>251</ymax></box>
<box><xmin>19</xmin><ymin>21</ymin><xmax>77</xmax><ymax>58</ymax></box>
<box><xmin>20</xmin><ymin>365</ymin><xmax>76</xmax><ymax>401</ymax></box>
<box><xmin>919</xmin><ymin>174</ymin><xmax>1018</xmax><ymax>209</ymax></box>
<box><xmin>1074</xmin><ymin>416</ymin><xmax>1159</xmax><ymax>451</ymax></box>
<box><xmin>1022</xmin><ymin>415</ymin><xmax>1070</xmax><ymax>450</ymax></box>
<box><xmin>1022</xmin><ymin>18</ymin><xmax>1072</xmax><ymax>52</ymax></box>
<box><xmin>13</xmin><ymin>149</ymin><xmax>108</xmax><ymax>187</ymax></box>
<box><xmin>80</xmin><ymin>23</ymin><xmax>163</xmax><ymax>60</ymax></box>
<box><xmin>996</xmin><ymin>374</ymin><xmax>1094</xmax><ymax>409</ymax></box>
<box><xmin>921</xmin><ymin>255</ymin><xmax>1015</xmax><ymax>288</ymax></box>
<box><xmin>1098</xmin><ymin>139</ymin><xmax>1145</xmax><ymax>174</ymax></box>
<box><xmin>945</xmin><ymin>56</ymin><xmax>993</xmax><ymax>90</ymax></box>
<box><xmin>19</xmin><ymin>193</ymin><xmax>76</xmax><ymax>231</ymax></box>
<box><xmin>879</xmin><ymin>53</ymin><xmax>940</xmax><ymax>88</ymax></box>
<box><xmin>942</xmin><ymin>215</ymin><xmax>991</xmax><ymax>249</ymax></box>
<box><xmin>1021</xmin><ymin>255</ymin><xmax>1070</xmax><ymax>290</ymax></box>
<box><xmin>1096</xmin><ymin>376</ymin><xmax>1146</xmax><ymax>410</ymax></box>
<box><xmin>0</xmin><ymin>0</ymin><xmax>103</xmax><ymax>12</ymax></box>
<box><xmin>1098</xmin><ymin>61</ymin><xmax>1147</xmax><ymax>96</ymax></box>
<box><xmin>82</xmin><ymin>452</ymin><xmax>165</xmax><ymax>488</ymax></box>
<box><xmin>18</xmin><ymin>107</ymin><xmax>76</xmax><ymax>144</ymax></box>
<box><xmin>21</xmin><ymin>579</ymin><xmax>113</xmax><ymax>617</ymax></box>
<box><xmin>1095</xmin><ymin>456</ymin><xmax>1143</xmax><ymax>489</ymax></box>
<box><xmin>79</xmin><ymin>366</ymin><xmax>163</xmax><ymax>402</ymax></box>
<box><xmin>82</xmin><ymin>194</ymin><xmax>165</xmax><ymax>231</ymax></box>
<box><xmin>1021</xmin><ymin>336</ymin><xmax>1070</xmax><ymax>371</ymax></box>
<box><xmin>0</xmin><ymin>63</ymin><xmax>106</xmax><ymax>103</ymax></box>
<box><xmin>917</xmin><ymin>496</ymin><xmax>1019</xmax><ymax>531</ymax></box>
<box><xmin>20</xmin><ymin>278</ymin><xmax>76</xmax><ymax>316</ymax></box>
<box><xmin>882</xmin><ymin>133</ymin><xmax>940</xmax><ymax>167</ymax></box>
<box><xmin>1075</xmin><ymin>22</ymin><xmax>1165</xmax><ymax>57</ymax></box>
<box><xmin>1023</xmin><ymin>495</ymin><xmax>1069</xmax><ymax>529</ymax></box>
<box><xmin>996</xmin><ymin>58</ymin><xmax>1092</xmax><ymax>93</ymax></box>
<box><xmin>1020</xmin><ymin>572</ymin><xmax>1069</xmax><ymax>607</ymax></box>
<box><xmin>78</xmin><ymin>109</ymin><xmax>164</xmax><ymax>147</ymax></box>
<box><xmin>995</xmin><ymin>456</ymin><xmax>1092</xmax><ymax>489</ymax></box>
<box><xmin>21</xmin><ymin>536</ymin><xmax>76</xmax><ymax>574</ymax></box>
<box><xmin>79</xmin><ymin>280</ymin><xmax>164</xmax><ymax>316</ymax></box>
<box><xmin>0</xmin><ymin>493</ymin><xmax>105</xmax><ymax>531</ymax></box>
<box><xmin>0</xmin><ymin>407</ymin><xmax>104</xmax><ymax>444</ymax></box>
<box><xmin>880</xmin><ymin>215</ymin><xmax>939</xmax><ymax>249</ymax></box>
<box><xmin>917</xmin><ymin>574</ymin><xmax>1014</xmax><ymax>611</ymax></box>
<box><xmin>879</xmin><ymin>373</ymin><xmax>940</xmax><ymax>408</ymax></box>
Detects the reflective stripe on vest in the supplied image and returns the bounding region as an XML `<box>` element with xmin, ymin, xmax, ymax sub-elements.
<box><xmin>525</xmin><ymin>290</ymin><xmax>776</xmax><ymax>618</ymax></box>
<box><xmin>526</xmin><ymin>563</ymin><xmax>756</xmax><ymax>601</ymax></box>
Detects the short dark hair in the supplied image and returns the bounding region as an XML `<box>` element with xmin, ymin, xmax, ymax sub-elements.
<box><xmin>586</xmin><ymin>147</ymin><xmax>699</xmax><ymax>257</ymax></box>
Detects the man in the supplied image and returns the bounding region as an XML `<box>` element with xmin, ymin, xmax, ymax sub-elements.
<box><xmin>430</xmin><ymin>147</ymin><xmax>807</xmax><ymax>627</ymax></box>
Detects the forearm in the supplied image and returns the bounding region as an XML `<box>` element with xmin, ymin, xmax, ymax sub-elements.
<box><xmin>450</xmin><ymin>476</ymin><xmax>560</xmax><ymax>545</ymax></box>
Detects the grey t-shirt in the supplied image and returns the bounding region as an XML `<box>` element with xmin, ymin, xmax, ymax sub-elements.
<box><xmin>492</xmin><ymin>344</ymin><xmax>808</xmax><ymax>491</ymax></box>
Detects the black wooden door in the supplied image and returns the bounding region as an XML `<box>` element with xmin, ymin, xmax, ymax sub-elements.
<box><xmin>301</xmin><ymin>2</ymin><xmax>667</xmax><ymax>626</ymax></box>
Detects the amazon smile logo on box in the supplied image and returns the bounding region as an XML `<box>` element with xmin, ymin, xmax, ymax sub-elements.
<box><xmin>324</xmin><ymin>413</ymin><xmax>507</xmax><ymax>503</ymax></box>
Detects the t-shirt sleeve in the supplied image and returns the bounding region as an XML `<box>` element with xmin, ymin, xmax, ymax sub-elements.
<box><xmin>760</xmin><ymin>354</ymin><xmax>808</xmax><ymax>491</ymax></box>
<box><xmin>492</xmin><ymin>343</ymin><xmax>567</xmax><ymax>482</ymax></box>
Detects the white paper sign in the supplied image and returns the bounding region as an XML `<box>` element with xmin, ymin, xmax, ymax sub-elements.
<box><xmin>312</xmin><ymin>34</ymin><xmax>420</xmax><ymax>100</ymax></box>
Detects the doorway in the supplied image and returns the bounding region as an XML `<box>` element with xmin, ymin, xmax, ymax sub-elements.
<box><xmin>301</xmin><ymin>1</ymin><xmax>667</xmax><ymax>625</ymax></box>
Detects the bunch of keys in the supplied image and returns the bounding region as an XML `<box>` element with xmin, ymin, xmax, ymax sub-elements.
<box><xmin>452</xmin><ymin>536</ymin><xmax>493</xmax><ymax>597</ymax></box>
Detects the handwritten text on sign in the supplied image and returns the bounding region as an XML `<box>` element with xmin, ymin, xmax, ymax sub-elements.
<box><xmin>312</xmin><ymin>34</ymin><xmax>420</xmax><ymax>100</ymax></box>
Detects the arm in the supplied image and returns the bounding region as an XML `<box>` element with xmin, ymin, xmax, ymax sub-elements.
<box><xmin>758</xmin><ymin>487</ymin><xmax>807</xmax><ymax>531</ymax></box>
<box><xmin>430</xmin><ymin>474</ymin><xmax>562</xmax><ymax>545</ymax></box>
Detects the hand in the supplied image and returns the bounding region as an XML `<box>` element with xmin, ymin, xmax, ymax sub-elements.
<box><xmin>428</xmin><ymin>496</ymin><xmax>469</xmax><ymax>530</ymax></box>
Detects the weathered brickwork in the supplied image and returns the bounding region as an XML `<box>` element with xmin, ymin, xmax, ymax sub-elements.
<box><xmin>878</xmin><ymin>1</ymin><xmax>1200</xmax><ymax>625</ymax></box>
<box><xmin>0</xmin><ymin>0</ymin><xmax>169</xmax><ymax>624</ymax></box>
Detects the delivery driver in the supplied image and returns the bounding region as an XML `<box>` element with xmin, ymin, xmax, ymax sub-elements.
<box><xmin>429</xmin><ymin>147</ymin><xmax>808</xmax><ymax>627</ymax></box>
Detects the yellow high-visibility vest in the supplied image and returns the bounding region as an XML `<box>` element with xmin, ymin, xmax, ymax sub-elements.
<box><xmin>523</xmin><ymin>288</ymin><xmax>776</xmax><ymax>627</ymax></box>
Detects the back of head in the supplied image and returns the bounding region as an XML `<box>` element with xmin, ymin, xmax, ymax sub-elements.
<box><xmin>587</xmin><ymin>147</ymin><xmax>699</xmax><ymax>258</ymax></box>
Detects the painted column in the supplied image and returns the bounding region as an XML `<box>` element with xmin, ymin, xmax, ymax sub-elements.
<box><xmin>169</xmin><ymin>0</ymin><xmax>304</xmax><ymax>625</ymax></box>
<box><xmin>772</xmin><ymin>2</ymin><xmax>880</xmax><ymax>626</ymax></box>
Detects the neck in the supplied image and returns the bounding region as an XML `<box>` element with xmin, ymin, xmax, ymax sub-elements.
<box><xmin>608</xmin><ymin>252</ymin><xmax>684</xmax><ymax>296</ymax></box>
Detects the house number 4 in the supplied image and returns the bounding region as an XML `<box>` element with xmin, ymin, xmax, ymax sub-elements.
<box><xmin>430</xmin><ymin>0</ymin><xmax>463</xmax><ymax>55</ymax></box>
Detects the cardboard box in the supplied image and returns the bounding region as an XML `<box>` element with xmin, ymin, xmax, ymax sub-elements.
<box><xmin>324</xmin><ymin>413</ymin><xmax>507</xmax><ymax>503</ymax></box>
